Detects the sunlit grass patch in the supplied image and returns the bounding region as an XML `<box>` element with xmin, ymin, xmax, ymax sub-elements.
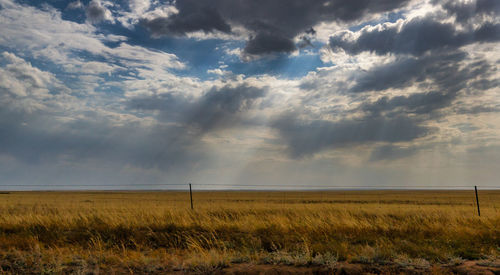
<box><xmin>0</xmin><ymin>190</ymin><xmax>498</xmax><ymax>273</ymax></box>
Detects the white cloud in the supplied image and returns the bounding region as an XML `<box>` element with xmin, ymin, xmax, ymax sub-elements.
<box><xmin>66</xmin><ymin>0</ymin><xmax>83</xmax><ymax>10</ymax></box>
<box><xmin>0</xmin><ymin>52</ymin><xmax>67</xmax><ymax>113</ymax></box>
<box><xmin>109</xmin><ymin>43</ymin><xmax>185</xmax><ymax>70</ymax></box>
<box><xmin>0</xmin><ymin>0</ymin><xmax>185</xmax><ymax>89</ymax></box>
<box><xmin>116</xmin><ymin>0</ymin><xmax>178</xmax><ymax>29</ymax></box>
<box><xmin>1</xmin><ymin>52</ymin><xmax>51</xmax><ymax>94</ymax></box>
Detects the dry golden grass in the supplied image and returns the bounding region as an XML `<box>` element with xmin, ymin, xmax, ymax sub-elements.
<box><xmin>0</xmin><ymin>190</ymin><xmax>499</xmax><ymax>273</ymax></box>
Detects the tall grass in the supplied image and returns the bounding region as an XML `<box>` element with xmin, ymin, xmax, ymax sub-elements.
<box><xmin>0</xmin><ymin>190</ymin><xmax>498</xmax><ymax>273</ymax></box>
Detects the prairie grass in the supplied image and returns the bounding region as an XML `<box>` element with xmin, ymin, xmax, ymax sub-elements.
<box><xmin>0</xmin><ymin>190</ymin><xmax>499</xmax><ymax>273</ymax></box>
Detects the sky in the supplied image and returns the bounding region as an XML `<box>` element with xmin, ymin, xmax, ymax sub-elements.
<box><xmin>0</xmin><ymin>0</ymin><xmax>499</xmax><ymax>190</ymax></box>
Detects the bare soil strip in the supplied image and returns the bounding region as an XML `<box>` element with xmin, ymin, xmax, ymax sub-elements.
<box><xmin>219</xmin><ymin>260</ymin><xmax>500</xmax><ymax>275</ymax></box>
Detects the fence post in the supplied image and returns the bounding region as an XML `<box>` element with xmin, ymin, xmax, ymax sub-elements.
<box><xmin>474</xmin><ymin>186</ymin><xmax>480</xmax><ymax>217</ymax></box>
<box><xmin>189</xmin><ymin>183</ymin><xmax>193</xmax><ymax>210</ymax></box>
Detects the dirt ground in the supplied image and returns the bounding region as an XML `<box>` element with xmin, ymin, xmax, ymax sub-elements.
<box><xmin>216</xmin><ymin>260</ymin><xmax>500</xmax><ymax>275</ymax></box>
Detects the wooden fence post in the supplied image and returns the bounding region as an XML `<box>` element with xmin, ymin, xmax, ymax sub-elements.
<box><xmin>475</xmin><ymin>186</ymin><xmax>480</xmax><ymax>217</ymax></box>
<box><xmin>189</xmin><ymin>183</ymin><xmax>193</xmax><ymax>210</ymax></box>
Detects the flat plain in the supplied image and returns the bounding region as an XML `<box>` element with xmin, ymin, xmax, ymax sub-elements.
<box><xmin>0</xmin><ymin>190</ymin><xmax>499</xmax><ymax>274</ymax></box>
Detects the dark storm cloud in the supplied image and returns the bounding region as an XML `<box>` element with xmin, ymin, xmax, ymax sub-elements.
<box><xmin>297</xmin><ymin>28</ymin><xmax>317</xmax><ymax>49</ymax></box>
<box><xmin>271</xmin><ymin>112</ymin><xmax>431</xmax><ymax>158</ymax></box>
<box><xmin>277</xmin><ymin>44</ymin><xmax>498</xmax><ymax>159</ymax></box>
<box><xmin>276</xmin><ymin>1</ymin><xmax>498</xmax><ymax>160</ymax></box>
<box><xmin>360</xmin><ymin>91</ymin><xmax>456</xmax><ymax>116</ymax></box>
<box><xmin>0</xmin><ymin>60</ymin><xmax>267</xmax><ymax>171</ymax></box>
<box><xmin>188</xmin><ymin>84</ymin><xmax>267</xmax><ymax>131</ymax></box>
<box><xmin>350</xmin><ymin>50</ymin><xmax>493</xmax><ymax>94</ymax></box>
<box><xmin>127</xmin><ymin>92</ymin><xmax>191</xmax><ymax>122</ymax></box>
<box><xmin>141</xmin><ymin>0</ymin><xmax>411</xmax><ymax>55</ymax></box>
<box><xmin>329</xmin><ymin>17</ymin><xmax>500</xmax><ymax>56</ymax></box>
<box><xmin>0</xmin><ymin>103</ymin><xmax>205</xmax><ymax>170</ymax></box>
<box><xmin>274</xmin><ymin>48</ymin><xmax>497</xmax><ymax>158</ymax></box>
<box><xmin>0</xmin><ymin>50</ymin><xmax>253</xmax><ymax>176</ymax></box>
<box><xmin>455</xmin><ymin>104</ymin><xmax>500</xmax><ymax>115</ymax></box>
<box><xmin>291</xmin><ymin>49</ymin><xmax>496</xmax><ymax>158</ymax></box>
<box><xmin>244</xmin><ymin>33</ymin><xmax>297</xmax><ymax>55</ymax></box>
<box><xmin>439</xmin><ymin>0</ymin><xmax>500</xmax><ymax>23</ymax></box>
<box><xmin>128</xmin><ymin>84</ymin><xmax>267</xmax><ymax>133</ymax></box>
<box><xmin>85</xmin><ymin>0</ymin><xmax>107</xmax><ymax>23</ymax></box>
<box><xmin>469</xmin><ymin>78</ymin><xmax>500</xmax><ymax>91</ymax></box>
<box><xmin>141</xmin><ymin>7</ymin><xmax>231</xmax><ymax>37</ymax></box>
<box><xmin>369</xmin><ymin>144</ymin><xmax>418</xmax><ymax>161</ymax></box>
<box><xmin>474</xmin><ymin>22</ymin><xmax>500</xmax><ymax>42</ymax></box>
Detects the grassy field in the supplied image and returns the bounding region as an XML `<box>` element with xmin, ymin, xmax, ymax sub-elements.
<box><xmin>0</xmin><ymin>190</ymin><xmax>499</xmax><ymax>274</ymax></box>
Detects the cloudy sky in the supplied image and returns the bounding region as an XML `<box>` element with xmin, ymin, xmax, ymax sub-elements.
<box><xmin>0</xmin><ymin>0</ymin><xmax>499</xmax><ymax>189</ymax></box>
